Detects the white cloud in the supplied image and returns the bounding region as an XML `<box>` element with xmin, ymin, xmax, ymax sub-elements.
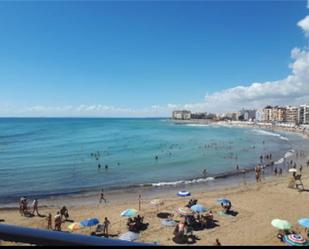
<box><xmin>185</xmin><ymin>14</ymin><xmax>309</xmax><ymax>113</ymax></box>
<box><xmin>297</xmin><ymin>16</ymin><xmax>309</xmax><ymax>36</ymax></box>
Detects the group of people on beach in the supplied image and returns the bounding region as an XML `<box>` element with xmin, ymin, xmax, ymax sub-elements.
<box><xmin>19</xmin><ymin>197</ymin><xmax>39</xmax><ymax>216</ymax></box>
<box><xmin>47</xmin><ymin>206</ymin><xmax>70</xmax><ymax>231</ymax></box>
<box><xmin>126</xmin><ymin>215</ymin><xmax>148</xmax><ymax>233</ymax></box>
<box><xmin>172</xmin><ymin>198</ymin><xmax>223</xmax><ymax>245</ymax></box>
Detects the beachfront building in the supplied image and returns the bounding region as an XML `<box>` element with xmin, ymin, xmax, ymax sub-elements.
<box><xmin>190</xmin><ymin>112</ymin><xmax>207</xmax><ymax>119</ymax></box>
<box><xmin>298</xmin><ymin>105</ymin><xmax>309</xmax><ymax>124</ymax></box>
<box><xmin>263</xmin><ymin>106</ymin><xmax>274</xmax><ymax>122</ymax></box>
<box><xmin>285</xmin><ymin>106</ymin><xmax>299</xmax><ymax>125</ymax></box>
<box><xmin>272</xmin><ymin>106</ymin><xmax>286</xmax><ymax>122</ymax></box>
<box><xmin>255</xmin><ymin>109</ymin><xmax>265</xmax><ymax>122</ymax></box>
<box><xmin>238</xmin><ymin>109</ymin><xmax>256</xmax><ymax>121</ymax></box>
<box><xmin>172</xmin><ymin>110</ymin><xmax>191</xmax><ymax>120</ymax></box>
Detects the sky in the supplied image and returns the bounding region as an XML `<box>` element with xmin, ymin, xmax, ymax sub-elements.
<box><xmin>0</xmin><ymin>0</ymin><xmax>309</xmax><ymax>117</ymax></box>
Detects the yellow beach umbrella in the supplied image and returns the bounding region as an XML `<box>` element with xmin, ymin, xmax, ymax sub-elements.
<box><xmin>68</xmin><ymin>222</ymin><xmax>82</xmax><ymax>231</ymax></box>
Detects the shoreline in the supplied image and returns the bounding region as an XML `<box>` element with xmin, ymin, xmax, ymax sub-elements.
<box><xmin>1</xmin><ymin>120</ymin><xmax>307</xmax><ymax>208</ymax></box>
<box><xmin>1</xmin><ymin>158</ymin><xmax>309</xmax><ymax>245</ymax></box>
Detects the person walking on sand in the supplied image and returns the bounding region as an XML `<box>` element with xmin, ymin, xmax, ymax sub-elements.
<box><xmin>31</xmin><ymin>199</ymin><xmax>39</xmax><ymax>216</ymax></box>
<box><xmin>99</xmin><ymin>188</ymin><xmax>107</xmax><ymax>204</ymax></box>
<box><xmin>279</xmin><ymin>168</ymin><xmax>283</xmax><ymax>176</ymax></box>
<box><xmin>300</xmin><ymin>165</ymin><xmax>303</xmax><ymax>173</ymax></box>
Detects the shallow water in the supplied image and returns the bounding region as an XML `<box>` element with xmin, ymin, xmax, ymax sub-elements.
<box><xmin>0</xmin><ymin>118</ymin><xmax>304</xmax><ymax>203</ymax></box>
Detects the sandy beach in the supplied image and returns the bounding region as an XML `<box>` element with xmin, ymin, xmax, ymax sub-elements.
<box><xmin>1</xmin><ymin>150</ymin><xmax>309</xmax><ymax>246</ymax></box>
<box><xmin>1</xmin><ymin>121</ymin><xmax>309</xmax><ymax>246</ymax></box>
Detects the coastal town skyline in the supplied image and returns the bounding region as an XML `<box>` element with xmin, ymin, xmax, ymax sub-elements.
<box><xmin>0</xmin><ymin>0</ymin><xmax>309</xmax><ymax>117</ymax></box>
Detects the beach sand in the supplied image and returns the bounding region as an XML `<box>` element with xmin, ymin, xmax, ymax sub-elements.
<box><xmin>1</xmin><ymin>160</ymin><xmax>309</xmax><ymax>246</ymax></box>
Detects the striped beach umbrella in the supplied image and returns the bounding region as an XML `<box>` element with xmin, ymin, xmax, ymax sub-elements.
<box><xmin>175</xmin><ymin>207</ymin><xmax>194</xmax><ymax>216</ymax></box>
<box><xmin>68</xmin><ymin>222</ymin><xmax>82</xmax><ymax>231</ymax></box>
<box><xmin>120</xmin><ymin>208</ymin><xmax>138</xmax><ymax>217</ymax></box>
<box><xmin>177</xmin><ymin>191</ymin><xmax>191</xmax><ymax>197</ymax></box>
<box><xmin>271</xmin><ymin>219</ymin><xmax>292</xmax><ymax>230</ymax></box>
<box><xmin>191</xmin><ymin>204</ymin><xmax>207</xmax><ymax>213</ymax></box>
<box><xmin>298</xmin><ymin>218</ymin><xmax>309</xmax><ymax>228</ymax></box>
<box><xmin>283</xmin><ymin>234</ymin><xmax>309</xmax><ymax>246</ymax></box>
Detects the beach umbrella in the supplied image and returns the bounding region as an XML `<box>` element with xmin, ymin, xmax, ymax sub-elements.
<box><xmin>80</xmin><ymin>218</ymin><xmax>99</xmax><ymax>227</ymax></box>
<box><xmin>271</xmin><ymin>219</ymin><xmax>292</xmax><ymax>230</ymax></box>
<box><xmin>217</xmin><ymin>198</ymin><xmax>231</xmax><ymax>206</ymax></box>
<box><xmin>283</xmin><ymin>234</ymin><xmax>309</xmax><ymax>246</ymax></box>
<box><xmin>121</xmin><ymin>208</ymin><xmax>138</xmax><ymax>217</ymax></box>
<box><xmin>175</xmin><ymin>207</ymin><xmax>194</xmax><ymax>216</ymax></box>
<box><xmin>177</xmin><ymin>191</ymin><xmax>191</xmax><ymax>197</ymax></box>
<box><xmin>298</xmin><ymin>218</ymin><xmax>309</xmax><ymax>228</ymax></box>
<box><xmin>161</xmin><ymin>219</ymin><xmax>177</xmax><ymax>227</ymax></box>
<box><xmin>191</xmin><ymin>204</ymin><xmax>208</xmax><ymax>213</ymax></box>
<box><xmin>289</xmin><ymin>168</ymin><xmax>297</xmax><ymax>173</ymax></box>
<box><xmin>119</xmin><ymin>231</ymin><xmax>140</xmax><ymax>241</ymax></box>
<box><xmin>68</xmin><ymin>222</ymin><xmax>82</xmax><ymax>231</ymax></box>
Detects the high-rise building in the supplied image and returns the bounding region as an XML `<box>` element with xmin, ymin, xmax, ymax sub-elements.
<box><xmin>298</xmin><ymin>105</ymin><xmax>309</xmax><ymax>124</ymax></box>
<box><xmin>285</xmin><ymin>106</ymin><xmax>299</xmax><ymax>124</ymax></box>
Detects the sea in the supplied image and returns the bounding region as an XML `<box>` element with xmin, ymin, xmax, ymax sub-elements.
<box><xmin>0</xmin><ymin>118</ymin><xmax>307</xmax><ymax>204</ymax></box>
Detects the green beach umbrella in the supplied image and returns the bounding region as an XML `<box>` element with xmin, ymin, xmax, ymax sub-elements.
<box><xmin>271</xmin><ymin>219</ymin><xmax>292</xmax><ymax>230</ymax></box>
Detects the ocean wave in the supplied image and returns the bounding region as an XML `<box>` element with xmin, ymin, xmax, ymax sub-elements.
<box><xmin>252</xmin><ymin>129</ymin><xmax>289</xmax><ymax>141</ymax></box>
<box><xmin>150</xmin><ymin>177</ymin><xmax>215</xmax><ymax>187</ymax></box>
<box><xmin>184</xmin><ymin>124</ymin><xmax>209</xmax><ymax>127</ymax></box>
<box><xmin>284</xmin><ymin>149</ymin><xmax>295</xmax><ymax>158</ymax></box>
<box><xmin>275</xmin><ymin>158</ymin><xmax>284</xmax><ymax>165</ymax></box>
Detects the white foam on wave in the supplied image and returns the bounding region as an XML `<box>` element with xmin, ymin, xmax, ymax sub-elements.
<box><xmin>151</xmin><ymin>177</ymin><xmax>215</xmax><ymax>187</ymax></box>
<box><xmin>252</xmin><ymin>129</ymin><xmax>289</xmax><ymax>141</ymax></box>
<box><xmin>184</xmin><ymin>124</ymin><xmax>209</xmax><ymax>127</ymax></box>
<box><xmin>275</xmin><ymin>158</ymin><xmax>284</xmax><ymax>165</ymax></box>
<box><xmin>284</xmin><ymin>149</ymin><xmax>295</xmax><ymax>158</ymax></box>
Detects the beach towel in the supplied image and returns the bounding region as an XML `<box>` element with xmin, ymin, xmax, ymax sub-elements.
<box><xmin>217</xmin><ymin>210</ymin><xmax>232</xmax><ymax>217</ymax></box>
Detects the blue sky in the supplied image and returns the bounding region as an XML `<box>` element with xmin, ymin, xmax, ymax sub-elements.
<box><xmin>0</xmin><ymin>0</ymin><xmax>309</xmax><ymax>117</ymax></box>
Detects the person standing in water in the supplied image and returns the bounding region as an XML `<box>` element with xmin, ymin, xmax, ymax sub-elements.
<box><xmin>203</xmin><ymin>169</ymin><xmax>207</xmax><ymax>178</ymax></box>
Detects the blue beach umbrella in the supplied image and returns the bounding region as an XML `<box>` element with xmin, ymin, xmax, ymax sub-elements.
<box><xmin>177</xmin><ymin>191</ymin><xmax>191</xmax><ymax>197</ymax></box>
<box><xmin>217</xmin><ymin>198</ymin><xmax>231</xmax><ymax>206</ymax></box>
<box><xmin>298</xmin><ymin>218</ymin><xmax>309</xmax><ymax>229</ymax></box>
<box><xmin>120</xmin><ymin>208</ymin><xmax>138</xmax><ymax>217</ymax></box>
<box><xmin>191</xmin><ymin>204</ymin><xmax>208</xmax><ymax>213</ymax></box>
<box><xmin>80</xmin><ymin>218</ymin><xmax>99</xmax><ymax>227</ymax></box>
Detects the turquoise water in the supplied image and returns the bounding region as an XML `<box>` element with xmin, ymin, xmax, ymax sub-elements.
<box><xmin>0</xmin><ymin>118</ymin><xmax>298</xmax><ymax>203</ymax></box>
